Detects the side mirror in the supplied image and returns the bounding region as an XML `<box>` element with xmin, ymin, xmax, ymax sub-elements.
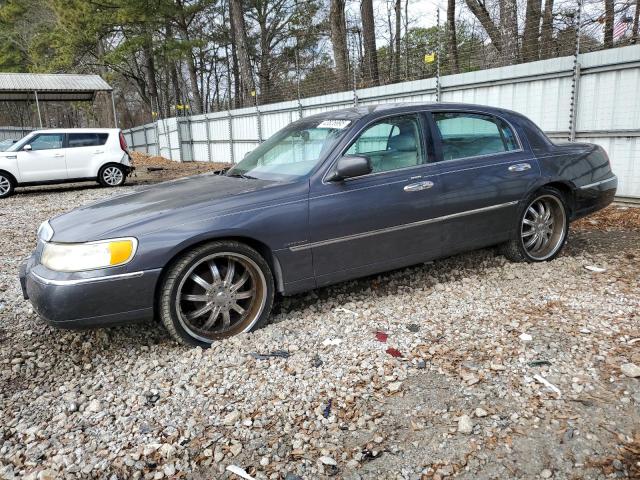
<box><xmin>23</xmin><ymin>144</ymin><xmax>32</xmax><ymax>151</ymax></box>
<box><xmin>326</xmin><ymin>155</ymin><xmax>372</xmax><ymax>182</ymax></box>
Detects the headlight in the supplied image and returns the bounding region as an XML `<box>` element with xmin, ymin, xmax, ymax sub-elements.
<box><xmin>37</xmin><ymin>221</ymin><xmax>54</xmax><ymax>242</ymax></box>
<box><xmin>41</xmin><ymin>238</ymin><xmax>138</xmax><ymax>272</ymax></box>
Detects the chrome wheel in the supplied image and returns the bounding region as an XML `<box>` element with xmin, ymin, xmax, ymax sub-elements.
<box><xmin>521</xmin><ymin>194</ymin><xmax>566</xmax><ymax>261</ymax></box>
<box><xmin>102</xmin><ymin>166</ymin><xmax>124</xmax><ymax>186</ymax></box>
<box><xmin>176</xmin><ymin>252</ymin><xmax>267</xmax><ymax>342</ymax></box>
<box><xmin>0</xmin><ymin>175</ymin><xmax>10</xmax><ymax>196</ymax></box>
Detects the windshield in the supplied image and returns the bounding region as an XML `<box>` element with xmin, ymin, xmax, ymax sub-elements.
<box><xmin>227</xmin><ymin>119</ymin><xmax>352</xmax><ymax>181</ymax></box>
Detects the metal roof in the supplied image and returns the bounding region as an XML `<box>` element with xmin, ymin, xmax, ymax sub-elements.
<box><xmin>0</xmin><ymin>73</ymin><xmax>112</xmax><ymax>101</ymax></box>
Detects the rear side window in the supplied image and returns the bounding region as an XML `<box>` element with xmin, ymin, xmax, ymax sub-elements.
<box><xmin>68</xmin><ymin>133</ymin><xmax>109</xmax><ymax>148</ymax></box>
<box><xmin>433</xmin><ymin>112</ymin><xmax>519</xmax><ymax>161</ymax></box>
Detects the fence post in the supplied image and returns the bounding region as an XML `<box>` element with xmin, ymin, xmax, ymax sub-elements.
<box><xmin>349</xmin><ymin>35</ymin><xmax>359</xmax><ymax>106</ymax></box>
<box><xmin>568</xmin><ymin>0</ymin><xmax>583</xmax><ymax>142</ymax></box>
<box><xmin>204</xmin><ymin>115</ymin><xmax>212</xmax><ymax>162</ymax></box>
<box><xmin>227</xmin><ymin>110</ymin><xmax>235</xmax><ymax>164</ymax></box>
<box><xmin>436</xmin><ymin>8</ymin><xmax>442</xmax><ymax>102</ymax></box>
<box><xmin>142</xmin><ymin>124</ymin><xmax>149</xmax><ymax>154</ymax></box>
<box><xmin>295</xmin><ymin>48</ymin><xmax>303</xmax><ymax>119</ymax></box>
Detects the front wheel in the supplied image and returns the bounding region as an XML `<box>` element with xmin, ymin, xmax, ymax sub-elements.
<box><xmin>158</xmin><ymin>241</ymin><xmax>275</xmax><ymax>347</ymax></box>
<box><xmin>98</xmin><ymin>164</ymin><xmax>126</xmax><ymax>187</ymax></box>
<box><xmin>499</xmin><ymin>187</ymin><xmax>569</xmax><ymax>262</ymax></box>
<box><xmin>0</xmin><ymin>173</ymin><xmax>15</xmax><ymax>199</ymax></box>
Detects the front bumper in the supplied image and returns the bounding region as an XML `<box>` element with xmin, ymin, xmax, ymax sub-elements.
<box><xmin>19</xmin><ymin>256</ymin><xmax>160</xmax><ymax>329</ymax></box>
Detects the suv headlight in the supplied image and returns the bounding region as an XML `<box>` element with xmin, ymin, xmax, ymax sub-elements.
<box><xmin>41</xmin><ymin>238</ymin><xmax>138</xmax><ymax>272</ymax></box>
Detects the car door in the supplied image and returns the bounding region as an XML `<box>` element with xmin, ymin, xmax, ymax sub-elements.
<box><xmin>429</xmin><ymin>110</ymin><xmax>540</xmax><ymax>253</ymax></box>
<box><xmin>66</xmin><ymin>132</ymin><xmax>109</xmax><ymax>178</ymax></box>
<box><xmin>307</xmin><ymin>113</ymin><xmax>444</xmax><ymax>287</ymax></box>
<box><xmin>17</xmin><ymin>133</ymin><xmax>67</xmax><ymax>182</ymax></box>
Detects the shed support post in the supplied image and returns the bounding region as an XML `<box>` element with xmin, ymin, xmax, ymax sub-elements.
<box><xmin>111</xmin><ymin>91</ymin><xmax>118</xmax><ymax>128</ymax></box>
<box><xmin>34</xmin><ymin>91</ymin><xmax>43</xmax><ymax>128</ymax></box>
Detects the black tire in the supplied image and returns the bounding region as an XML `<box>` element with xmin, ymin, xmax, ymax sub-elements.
<box><xmin>499</xmin><ymin>186</ymin><xmax>569</xmax><ymax>263</ymax></box>
<box><xmin>159</xmin><ymin>241</ymin><xmax>275</xmax><ymax>347</ymax></box>
<box><xmin>98</xmin><ymin>164</ymin><xmax>126</xmax><ymax>187</ymax></box>
<box><xmin>0</xmin><ymin>172</ymin><xmax>15</xmax><ymax>199</ymax></box>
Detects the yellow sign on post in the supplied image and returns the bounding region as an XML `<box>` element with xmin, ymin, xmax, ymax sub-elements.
<box><xmin>424</xmin><ymin>52</ymin><xmax>436</xmax><ymax>64</ymax></box>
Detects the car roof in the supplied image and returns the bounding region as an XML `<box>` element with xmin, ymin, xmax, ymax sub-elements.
<box><xmin>299</xmin><ymin>102</ymin><xmax>524</xmax><ymax>122</ymax></box>
<box><xmin>29</xmin><ymin>128</ymin><xmax>119</xmax><ymax>134</ymax></box>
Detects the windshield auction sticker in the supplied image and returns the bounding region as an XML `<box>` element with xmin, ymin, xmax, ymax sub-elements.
<box><xmin>317</xmin><ymin>120</ymin><xmax>351</xmax><ymax>129</ymax></box>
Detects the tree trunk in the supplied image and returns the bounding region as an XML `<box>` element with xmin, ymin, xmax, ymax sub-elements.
<box><xmin>184</xmin><ymin>53</ymin><xmax>203</xmax><ymax>114</ymax></box>
<box><xmin>143</xmin><ymin>34</ymin><xmax>159</xmax><ymax>116</ymax></box>
<box><xmin>604</xmin><ymin>0</ymin><xmax>614</xmax><ymax>48</ymax></box>
<box><xmin>395</xmin><ymin>0</ymin><xmax>402</xmax><ymax>80</ymax></box>
<box><xmin>447</xmin><ymin>0</ymin><xmax>459</xmax><ymax>73</ymax></box>
<box><xmin>360</xmin><ymin>0</ymin><xmax>379</xmax><ymax>86</ymax></box>
<box><xmin>633</xmin><ymin>0</ymin><xmax>640</xmax><ymax>43</ymax></box>
<box><xmin>229</xmin><ymin>0</ymin><xmax>255</xmax><ymax>104</ymax></box>
<box><xmin>228</xmin><ymin>9</ymin><xmax>243</xmax><ymax>108</ymax></box>
<box><xmin>330</xmin><ymin>0</ymin><xmax>350</xmax><ymax>90</ymax></box>
<box><xmin>522</xmin><ymin>0</ymin><xmax>542</xmax><ymax>62</ymax></box>
<box><xmin>258</xmin><ymin>17</ymin><xmax>271</xmax><ymax>103</ymax></box>
<box><xmin>540</xmin><ymin>0</ymin><xmax>555</xmax><ymax>58</ymax></box>
<box><xmin>465</xmin><ymin>0</ymin><xmax>503</xmax><ymax>53</ymax></box>
<box><xmin>499</xmin><ymin>0</ymin><xmax>519</xmax><ymax>64</ymax></box>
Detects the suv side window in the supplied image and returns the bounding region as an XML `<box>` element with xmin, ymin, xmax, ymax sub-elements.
<box><xmin>345</xmin><ymin>115</ymin><xmax>424</xmax><ymax>174</ymax></box>
<box><xmin>68</xmin><ymin>133</ymin><xmax>109</xmax><ymax>148</ymax></box>
<box><xmin>28</xmin><ymin>134</ymin><xmax>64</xmax><ymax>151</ymax></box>
<box><xmin>433</xmin><ymin>112</ymin><xmax>519</xmax><ymax>161</ymax></box>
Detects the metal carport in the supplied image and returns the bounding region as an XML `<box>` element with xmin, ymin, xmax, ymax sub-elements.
<box><xmin>0</xmin><ymin>73</ymin><xmax>116</xmax><ymax>128</ymax></box>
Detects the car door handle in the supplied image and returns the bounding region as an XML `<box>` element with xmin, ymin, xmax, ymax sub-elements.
<box><xmin>53</xmin><ymin>154</ymin><xmax>64</xmax><ymax>158</ymax></box>
<box><xmin>94</xmin><ymin>150</ymin><xmax>104</xmax><ymax>154</ymax></box>
<box><xmin>508</xmin><ymin>163</ymin><xmax>531</xmax><ymax>172</ymax></box>
<box><xmin>404</xmin><ymin>180</ymin><xmax>434</xmax><ymax>192</ymax></box>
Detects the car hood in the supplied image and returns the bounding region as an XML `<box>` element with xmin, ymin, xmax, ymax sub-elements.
<box><xmin>49</xmin><ymin>173</ymin><xmax>282</xmax><ymax>242</ymax></box>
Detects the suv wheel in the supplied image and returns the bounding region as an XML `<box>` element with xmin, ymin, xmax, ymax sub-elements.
<box><xmin>159</xmin><ymin>241</ymin><xmax>275</xmax><ymax>347</ymax></box>
<box><xmin>0</xmin><ymin>173</ymin><xmax>15</xmax><ymax>199</ymax></box>
<box><xmin>499</xmin><ymin>186</ymin><xmax>569</xmax><ymax>262</ymax></box>
<box><xmin>98</xmin><ymin>164</ymin><xmax>126</xmax><ymax>187</ymax></box>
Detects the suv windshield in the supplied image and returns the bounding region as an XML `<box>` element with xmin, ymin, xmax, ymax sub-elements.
<box><xmin>227</xmin><ymin>119</ymin><xmax>351</xmax><ymax>181</ymax></box>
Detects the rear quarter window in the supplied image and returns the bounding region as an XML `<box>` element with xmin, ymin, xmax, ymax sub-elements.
<box><xmin>68</xmin><ymin>133</ymin><xmax>109</xmax><ymax>148</ymax></box>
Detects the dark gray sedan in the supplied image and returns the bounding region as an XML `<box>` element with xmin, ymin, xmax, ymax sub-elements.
<box><xmin>20</xmin><ymin>103</ymin><xmax>617</xmax><ymax>346</ymax></box>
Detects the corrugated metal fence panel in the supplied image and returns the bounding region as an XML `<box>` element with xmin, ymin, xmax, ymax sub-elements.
<box><xmin>582</xmin><ymin>136</ymin><xmax>639</xmax><ymax>198</ymax></box>
<box><xmin>121</xmin><ymin>45</ymin><xmax>640</xmax><ymax>197</ymax></box>
<box><xmin>577</xmin><ymin>68</ymin><xmax>640</xmax><ymax>131</ymax></box>
<box><xmin>0</xmin><ymin>127</ymin><xmax>32</xmax><ymax>140</ymax></box>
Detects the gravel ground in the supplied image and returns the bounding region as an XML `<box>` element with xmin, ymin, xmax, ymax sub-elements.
<box><xmin>0</xmin><ymin>181</ymin><xmax>639</xmax><ymax>480</ymax></box>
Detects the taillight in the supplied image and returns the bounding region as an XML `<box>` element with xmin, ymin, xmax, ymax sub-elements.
<box><xmin>119</xmin><ymin>131</ymin><xmax>128</xmax><ymax>152</ymax></box>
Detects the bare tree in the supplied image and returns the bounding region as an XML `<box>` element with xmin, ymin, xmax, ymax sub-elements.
<box><xmin>229</xmin><ymin>0</ymin><xmax>256</xmax><ymax>103</ymax></box>
<box><xmin>522</xmin><ymin>0</ymin><xmax>542</xmax><ymax>62</ymax></box>
<box><xmin>499</xmin><ymin>0</ymin><xmax>519</xmax><ymax>64</ymax></box>
<box><xmin>540</xmin><ymin>0</ymin><xmax>555</xmax><ymax>58</ymax></box>
<box><xmin>604</xmin><ymin>0</ymin><xmax>614</xmax><ymax>48</ymax></box>
<box><xmin>465</xmin><ymin>0</ymin><xmax>504</xmax><ymax>52</ymax></box>
<box><xmin>360</xmin><ymin>0</ymin><xmax>380</xmax><ymax>85</ymax></box>
<box><xmin>330</xmin><ymin>0</ymin><xmax>350</xmax><ymax>90</ymax></box>
<box><xmin>633</xmin><ymin>0</ymin><xmax>640</xmax><ymax>43</ymax></box>
<box><xmin>394</xmin><ymin>0</ymin><xmax>401</xmax><ymax>79</ymax></box>
<box><xmin>447</xmin><ymin>0</ymin><xmax>460</xmax><ymax>73</ymax></box>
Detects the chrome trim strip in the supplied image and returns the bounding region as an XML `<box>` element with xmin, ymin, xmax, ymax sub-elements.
<box><xmin>30</xmin><ymin>270</ymin><xmax>145</xmax><ymax>286</ymax></box>
<box><xmin>290</xmin><ymin>201</ymin><xmax>519</xmax><ymax>252</ymax></box>
<box><xmin>579</xmin><ymin>176</ymin><xmax>617</xmax><ymax>190</ymax></box>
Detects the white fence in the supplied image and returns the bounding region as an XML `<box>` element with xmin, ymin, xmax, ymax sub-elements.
<box><xmin>123</xmin><ymin>45</ymin><xmax>640</xmax><ymax>199</ymax></box>
<box><xmin>0</xmin><ymin>126</ymin><xmax>33</xmax><ymax>141</ymax></box>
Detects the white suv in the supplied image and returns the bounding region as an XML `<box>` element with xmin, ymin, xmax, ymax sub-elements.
<box><xmin>0</xmin><ymin>128</ymin><xmax>134</xmax><ymax>198</ymax></box>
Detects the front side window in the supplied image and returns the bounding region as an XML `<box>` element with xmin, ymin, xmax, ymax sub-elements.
<box><xmin>227</xmin><ymin>119</ymin><xmax>350</xmax><ymax>181</ymax></box>
<box><xmin>433</xmin><ymin>112</ymin><xmax>519</xmax><ymax>161</ymax></box>
<box><xmin>345</xmin><ymin>115</ymin><xmax>424</xmax><ymax>173</ymax></box>
<box><xmin>68</xmin><ymin>133</ymin><xmax>108</xmax><ymax>148</ymax></box>
<box><xmin>28</xmin><ymin>134</ymin><xmax>64</xmax><ymax>151</ymax></box>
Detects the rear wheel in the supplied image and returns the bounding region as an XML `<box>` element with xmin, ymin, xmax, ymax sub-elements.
<box><xmin>98</xmin><ymin>164</ymin><xmax>126</xmax><ymax>187</ymax></box>
<box><xmin>159</xmin><ymin>241</ymin><xmax>275</xmax><ymax>347</ymax></box>
<box><xmin>0</xmin><ymin>173</ymin><xmax>15</xmax><ymax>199</ymax></box>
<box><xmin>499</xmin><ymin>187</ymin><xmax>568</xmax><ymax>262</ymax></box>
